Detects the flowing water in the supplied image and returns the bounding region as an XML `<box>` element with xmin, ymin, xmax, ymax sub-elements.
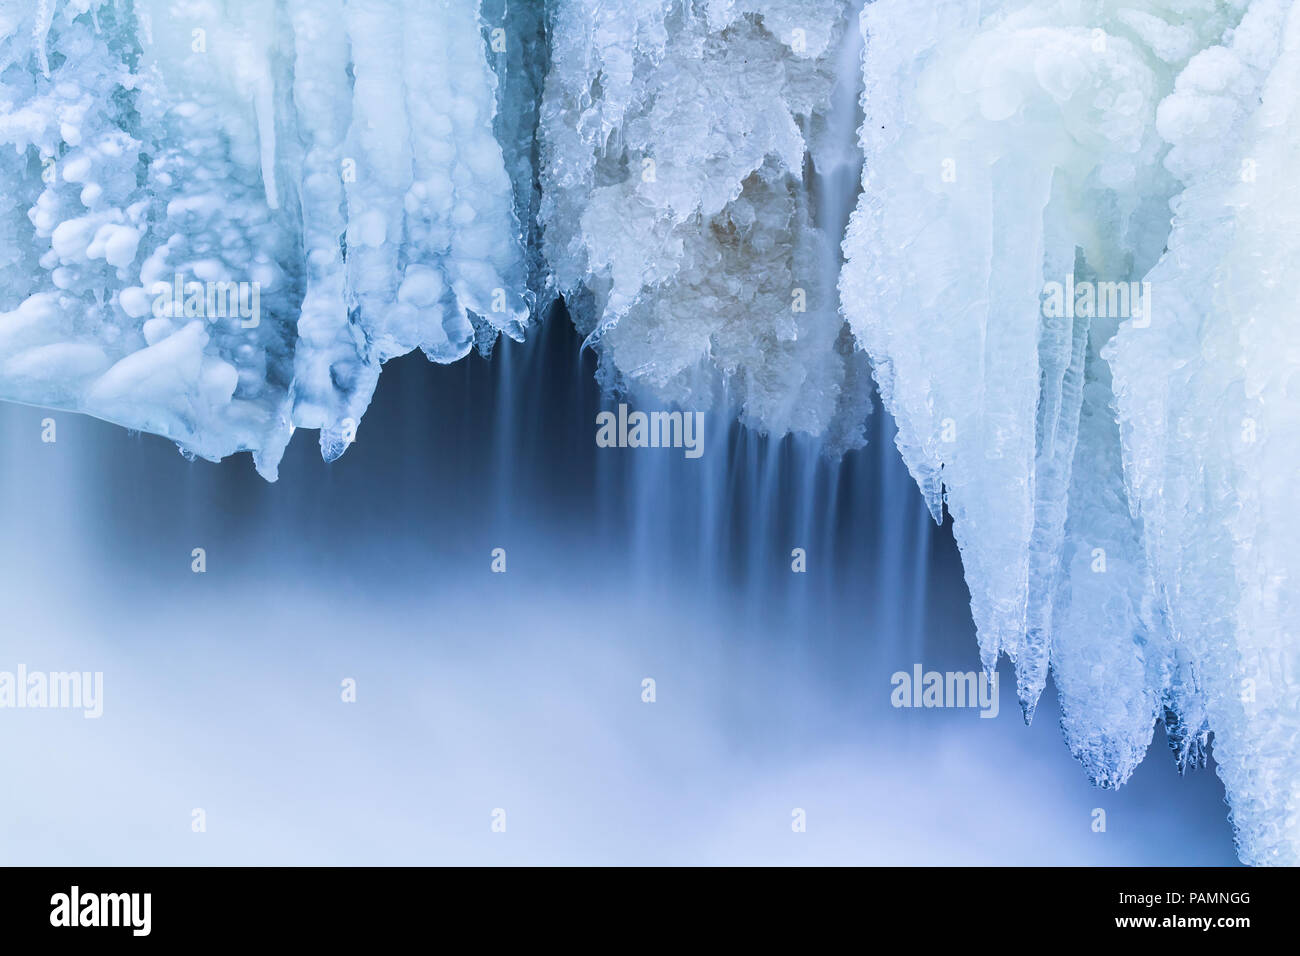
<box><xmin>0</xmin><ymin>300</ymin><xmax>1237</xmax><ymax>864</ymax></box>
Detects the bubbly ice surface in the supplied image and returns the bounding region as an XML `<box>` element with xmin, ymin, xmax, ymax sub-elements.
<box><xmin>1</xmin><ymin>0</ymin><xmax>528</xmax><ymax>478</ymax></box>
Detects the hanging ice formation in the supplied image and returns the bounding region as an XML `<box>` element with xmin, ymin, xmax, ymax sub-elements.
<box><xmin>1</xmin><ymin>1</ymin><xmax>1297</xmax><ymax>864</ymax></box>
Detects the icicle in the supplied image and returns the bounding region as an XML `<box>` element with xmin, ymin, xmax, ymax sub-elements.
<box><xmin>33</xmin><ymin>0</ymin><xmax>56</xmax><ymax>77</ymax></box>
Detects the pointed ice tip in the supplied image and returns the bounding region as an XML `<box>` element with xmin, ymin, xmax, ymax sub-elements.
<box><xmin>1020</xmin><ymin>696</ymin><xmax>1037</xmax><ymax>726</ymax></box>
<box><xmin>924</xmin><ymin>496</ymin><xmax>943</xmax><ymax>525</ymax></box>
<box><xmin>252</xmin><ymin>455</ymin><xmax>280</xmax><ymax>483</ymax></box>
<box><xmin>580</xmin><ymin>313</ymin><xmax>623</xmax><ymax>354</ymax></box>
<box><xmin>319</xmin><ymin>434</ymin><xmax>349</xmax><ymax>464</ymax></box>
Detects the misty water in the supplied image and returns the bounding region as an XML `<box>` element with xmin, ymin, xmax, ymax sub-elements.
<box><xmin>0</xmin><ymin>309</ymin><xmax>1236</xmax><ymax>864</ymax></box>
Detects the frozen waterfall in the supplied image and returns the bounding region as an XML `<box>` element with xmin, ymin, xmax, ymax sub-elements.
<box><xmin>1</xmin><ymin>0</ymin><xmax>1297</xmax><ymax>865</ymax></box>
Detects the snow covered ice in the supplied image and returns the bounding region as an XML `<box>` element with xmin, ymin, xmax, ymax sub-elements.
<box><xmin>538</xmin><ymin>0</ymin><xmax>868</xmax><ymax>445</ymax></box>
<box><xmin>2</xmin><ymin>0</ymin><xmax>1299</xmax><ymax>865</ymax></box>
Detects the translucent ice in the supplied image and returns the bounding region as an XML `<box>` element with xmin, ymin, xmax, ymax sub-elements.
<box><xmin>0</xmin><ymin>0</ymin><xmax>529</xmax><ymax>477</ymax></box>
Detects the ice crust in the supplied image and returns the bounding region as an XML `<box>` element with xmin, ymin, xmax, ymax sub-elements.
<box><xmin>1</xmin><ymin>0</ymin><xmax>1298</xmax><ymax>864</ymax></box>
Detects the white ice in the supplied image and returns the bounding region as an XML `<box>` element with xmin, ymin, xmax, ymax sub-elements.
<box><xmin>841</xmin><ymin>0</ymin><xmax>1299</xmax><ymax>864</ymax></box>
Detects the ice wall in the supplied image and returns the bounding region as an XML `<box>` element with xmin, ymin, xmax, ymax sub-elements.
<box><xmin>1</xmin><ymin>0</ymin><xmax>867</xmax><ymax>464</ymax></box>
<box><xmin>841</xmin><ymin>0</ymin><xmax>1298</xmax><ymax>864</ymax></box>
<box><xmin>1108</xmin><ymin>0</ymin><xmax>1300</xmax><ymax>864</ymax></box>
<box><xmin>0</xmin><ymin>0</ymin><xmax>528</xmax><ymax>477</ymax></box>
